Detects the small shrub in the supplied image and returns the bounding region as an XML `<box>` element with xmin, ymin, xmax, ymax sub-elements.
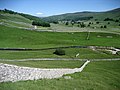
<box><xmin>108</xmin><ymin>22</ymin><xmax>110</xmax><ymax>24</ymax></box>
<box><xmin>96</xmin><ymin>22</ymin><xmax>99</xmax><ymax>24</ymax></box>
<box><xmin>104</xmin><ymin>25</ymin><xmax>107</xmax><ymax>28</ymax></box>
<box><xmin>65</xmin><ymin>22</ymin><xmax>69</xmax><ymax>25</ymax></box>
<box><xmin>115</xmin><ymin>19</ymin><xmax>119</xmax><ymax>22</ymax></box>
<box><xmin>100</xmin><ymin>26</ymin><xmax>103</xmax><ymax>28</ymax></box>
<box><xmin>88</xmin><ymin>24</ymin><xmax>90</xmax><ymax>27</ymax></box>
<box><xmin>89</xmin><ymin>22</ymin><xmax>91</xmax><ymax>24</ymax></box>
<box><xmin>53</xmin><ymin>48</ymin><xmax>65</xmax><ymax>55</ymax></box>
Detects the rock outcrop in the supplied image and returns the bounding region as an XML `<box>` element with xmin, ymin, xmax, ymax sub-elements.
<box><xmin>0</xmin><ymin>60</ymin><xmax>90</xmax><ymax>82</ymax></box>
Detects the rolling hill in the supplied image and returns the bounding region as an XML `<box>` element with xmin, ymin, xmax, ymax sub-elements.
<box><xmin>42</xmin><ymin>8</ymin><xmax>120</xmax><ymax>22</ymax></box>
<box><xmin>0</xmin><ymin>9</ymin><xmax>50</xmax><ymax>28</ymax></box>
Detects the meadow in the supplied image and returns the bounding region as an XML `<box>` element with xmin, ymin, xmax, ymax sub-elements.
<box><xmin>0</xmin><ymin>25</ymin><xmax>120</xmax><ymax>48</ymax></box>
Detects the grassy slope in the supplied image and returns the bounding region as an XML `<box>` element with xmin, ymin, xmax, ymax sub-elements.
<box><xmin>0</xmin><ymin>25</ymin><xmax>120</xmax><ymax>48</ymax></box>
<box><xmin>0</xmin><ymin>12</ymin><xmax>32</xmax><ymax>29</ymax></box>
<box><xmin>0</xmin><ymin>13</ymin><xmax>31</xmax><ymax>23</ymax></box>
<box><xmin>0</xmin><ymin>61</ymin><xmax>120</xmax><ymax>90</ymax></box>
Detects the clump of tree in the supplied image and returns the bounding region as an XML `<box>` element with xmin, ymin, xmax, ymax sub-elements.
<box><xmin>71</xmin><ymin>20</ymin><xmax>75</xmax><ymax>26</ymax></box>
<box><xmin>108</xmin><ymin>22</ymin><xmax>110</xmax><ymax>24</ymax></box>
<box><xmin>87</xmin><ymin>24</ymin><xmax>90</xmax><ymax>27</ymax></box>
<box><xmin>96</xmin><ymin>21</ymin><xmax>100</xmax><ymax>24</ymax></box>
<box><xmin>115</xmin><ymin>19</ymin><xmax>119</xmax><ymax>22</ymax></box>
<box><xmin>100</xmin><ymin>26</ymin><xmax>103</xmax><ymax>28</ymax></box>
<box><xmin>104</xmin><ymin>18</ymin><xmax>114</xmax><ymax>21</ymax></box>
<box><xmin>65</xmin><ymin>21</ymin><xmax>69</xmax><ymax>25</ymax></box>
<box><xmin>80</xmin><ymin>22</ymin><xmax>86</xmax><ymax>28</ymax></box>
<box><xmin>32</xmin><ymin>21</ymin><xmax>50</xmax><ymax>27</ymax></box>
<box><xmin>0</xmin><ymin>9</ymin><xmax>18</xmax><ymax>14</ymax></box>
<box><xmin>89</xmin><ymin>22</ymin><xmax>92</xmax><ymax>24</ymax></box>
<box><xmin>52</xmin><ymin>21</ymin><xmax>59</xmax><ymax>24</ymax></box>
<box><xmin>100</xmin><ymin>25</ymin><xmax>107</xmax><ymax>28</ymax></box>
<box><xmin>104</xmin><ymin>25</ymin><xmax>107</xmax><ymax>28</ymax></box>
<box><xmin>53</xmin><ymin>48</ymin><xmax>65</xmax><ymax>55</ymax></box>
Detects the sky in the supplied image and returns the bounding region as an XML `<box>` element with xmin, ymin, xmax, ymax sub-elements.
<box><xmin>0</xmin><ymin>0</ymin><xmax>120</xmax><ymax>17</ymax></box>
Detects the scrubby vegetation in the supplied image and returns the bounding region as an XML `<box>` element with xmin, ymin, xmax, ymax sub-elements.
<box><xmin>32</xmin><ymin>20</ymin><xmax>50</xmax><ymax>27</ymax></box>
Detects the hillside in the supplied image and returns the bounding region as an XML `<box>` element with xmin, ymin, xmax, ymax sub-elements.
<box><xmin>42</xmin><ymin>8</ymin><xmax>120</xmax><ymax>22</ymax></box>
<box><xmin>0</xmin><ymin>9</ymin><xmax>50</xmax><ymax>28</ymax></box>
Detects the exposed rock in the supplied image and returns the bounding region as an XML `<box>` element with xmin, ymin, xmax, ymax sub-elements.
<box><xmin>0</xmin><ymin>60</ymin><xmax>90</xmax><ymax>82</ymax></box>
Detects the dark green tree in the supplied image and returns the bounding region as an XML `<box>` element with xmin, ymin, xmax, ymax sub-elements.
<box><xmin>53</xmin><ymin>48</ymin><xmax>65</xmax><ymax>55</ymax></box>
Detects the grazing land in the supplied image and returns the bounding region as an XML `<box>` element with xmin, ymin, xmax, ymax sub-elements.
<box><xmin>0</xmin><ymin>8</ymin><xmax>120</xmax><ymax>90</ymax></box>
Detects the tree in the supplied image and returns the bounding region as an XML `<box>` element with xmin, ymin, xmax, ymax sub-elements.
<box><xmin>108</xmin><ymin>22</ymin><xmax>110</xmax><ymax>24</ymax></box>
<box><xmin>89</xmin><ymin>22</ymin><xmax>91</xmax><ymax>24</ymax></box>
<box><xmin>115</xmin><ymin>19</ymin><xmax>119</xmax><ymax>22</ymax></box>
<box><xmin>65</xmin><ymin>22</ymin><xmax>69</xmax><ymax>25</ymax></box>
<box><xmin>88</xmin><ymin>24</ymin><xmax>90</xmax><ymax>27</ymax></box>
<box><xmin>96</xmin><ymin>22</ymin><xmax>100</xmax><ymax>24</ymax></box>
<box><xmin>104</xmin><ymin>25</ymin><xmax>107</xmax><ymax>28</ymax></box>
<box><xmin>104</xmin><ymin>18</ymin><xmax>114</xmax><ymax>21</ymax></box>
<box><xmin>100</xmin><ymin>26</ymin><xmax>103</xmax><ymax>28</ymax></box>
<box><xmin>53</xmin><ymin>48</ymin><xmax>65</xmax><ymax>55</ymax></box>
<box><xmin>32</xmin><ymin>21</ymin><xmax>50</xmax><ymax>27</ymax></box>
<box><xmin>80</xmin><ymin>22</ymin><xmax>86</xmax><ymax>28</ymax></box>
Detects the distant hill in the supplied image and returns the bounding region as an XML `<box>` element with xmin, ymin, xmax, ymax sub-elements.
<box><xmin>42</xmin><ymin>8</ymin><xmax>120</xmax><ymax>22</ymax></box>
<box><xmin>0</xmin><ymin>9</ymin><xmax>50</xmax><ymax>27</ymax></box>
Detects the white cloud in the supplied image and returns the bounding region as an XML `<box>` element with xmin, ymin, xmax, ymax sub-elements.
<box><xmin>36</xmin><ymin>12</ymin><xmax>43</xmax><ymax>15</ymax></box>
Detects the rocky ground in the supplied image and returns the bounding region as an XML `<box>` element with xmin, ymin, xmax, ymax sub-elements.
<box><xmin>0</xmin><ymin>61</ymin><xmax>90</xmax><ymax>82</ymax></box>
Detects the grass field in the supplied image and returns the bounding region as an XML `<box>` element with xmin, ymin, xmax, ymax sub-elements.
<box><xmin>0</xmin><ymin>25</ymin><xmax>120</xmax><ymax>48</ymax></box>
<box><xmin>0</xmin><ymin>60</ymin><xmax>120</xmax><ymax>90</ymax></box>
<box><xmin>0</xmin><ymin>48</ymin><xmax>120</xmax><ymax>59</ymax></box>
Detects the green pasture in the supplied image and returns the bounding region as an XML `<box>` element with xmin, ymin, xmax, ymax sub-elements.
<box><xmin>0</xmin><ymin>25</ymin><xmax>120</xmax><ymax>49</ymax></box>
<box><xmin>0</xmin><ymin>48</ymin><xmax>120</xmax><ymax>59</ymax></box>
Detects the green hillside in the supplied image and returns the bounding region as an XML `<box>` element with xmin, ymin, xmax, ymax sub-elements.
<box><xmin>42</xmin><ymin>8</ymin><xmax>120</xmax><ymax>22</ymax></box>
<box><xmin>0</xmin><ymin>9</ymin><xmax>50</xmax><ymax>28</ymax></box>
<box><xmin>0</xmin><ymin>25</ymin><xmax>120</xmax><ymax>48</ymax></box>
